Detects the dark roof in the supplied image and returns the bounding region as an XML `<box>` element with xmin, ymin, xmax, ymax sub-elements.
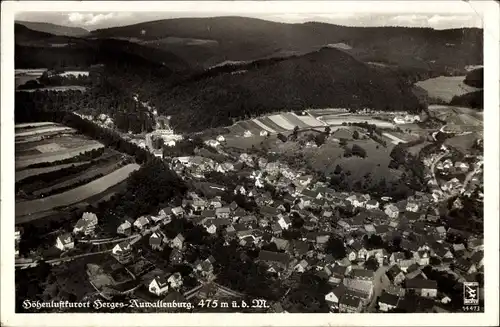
<box><xmin>292</xmin><ymin>240</ymin><xmax>309</xmax><ymax>255</ymax></box>
<box><xmin>386</xmin><ymin>265</ymin><xmax>403</xmax><ymax>279</ymax></box>
<box><xmin>339</xmin><ymin>294</ymin><xmax>361</xmax><ymax>308</ymax></box>
<box><xmin>331</xmin><ymin>265</ymin><xmax>348</xmax><ymax>276</ymax></box>
<box><xmin>379</xmin><ymin>292</ymin><xmax>400</xmax><ymax>306</ymax></box>
<box><xmin>201</xmin><ymin>210</ymin><xmax>216</xmax><ymax>217</ymax></box>
<box><xmin>257</xmin><ymin>250</ymin><xmax>290</xmax><ymax>266</ymax></box>
<box><xmin>405</xmin><ymin>278</ymin><xmax>437</xmax><ymax>290</ymax></box>
<box><xmin>260</xmin><ymin>206</ymin><xmax>278</xmax><ymax>216</ymax></box>
<box><xmin>407</xmin><ymin>263</ymin><xmax>421</xmax><ymax>274</ymax></box>
<box><xmin>401</xmin><ymin>239</ymin><xmax>419</xmax><ymax>252</ymax></box>
<box><xmin>470</xmin><ymin>251</ymin><xmax>484</xmax><ymax>264</ymax></box>
<box><xmin>351</xmin><ymin>268</ymin><xmax>374</xmax><ymax>279</ymax></box>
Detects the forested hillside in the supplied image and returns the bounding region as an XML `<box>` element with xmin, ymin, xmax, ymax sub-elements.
<box><xmin>149</xmin><ymin>47</ymin><xmax>425</xmax><ymax>132</ymax></box>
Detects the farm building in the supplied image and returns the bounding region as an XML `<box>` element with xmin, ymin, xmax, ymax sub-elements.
<box><xmin>134</xmin><ymin>216</ymin><xmax>150</xmax><ymax>230</ymax></box>
<box><xmin>73</xmin><ymin>212</ymin><xmax>98</xmax><ymax>236</ymax></box>
<box><xmin>55</xmin><ymin>233</ymin><xmax>74</xmax><ymax>251</ymax></box>
<box><xmin>112</xmin><ymin>241</ymin><xmax>133</xmax><ymax>263</ymax></box>
<box><xmin>148</xmin><ymin>275</ymin><xmax>170</xmax><ymax>296</ymax></box>
<box><xmin>117</xmin><ymin>220</ymin><xmax>132</xmax><ymax>236</ymax></box>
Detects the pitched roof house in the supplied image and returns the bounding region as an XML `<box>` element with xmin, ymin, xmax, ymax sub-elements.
<box><xmin>55</xmin><ymin>233</ymin><xmax>74</xmax><ymax>251</ymax></box>
<box><xmin>73</xmin><ymin>212</ymin><xmax>98</xmax><ymax>235</ymax></box>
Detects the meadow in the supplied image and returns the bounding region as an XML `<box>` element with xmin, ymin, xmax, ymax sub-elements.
<box><xmin>416</xmin><ymin>76</ymin><xmax>481</xmax><ymax>103</ymax></box>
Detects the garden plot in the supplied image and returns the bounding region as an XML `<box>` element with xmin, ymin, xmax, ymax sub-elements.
<box><xmin>252</xmin><ymin>119</ymin><xmax>277</xmax><ymax>134</ymax></box>
<box><xmin>15</xmin><ymin>122</ymin><xmax>57</xmax><ymax>129</ymax></box>
<box><xmin>268</xmin><ymin>115</ymin><xmax>295</xmax><ymax>130</ymax></box>
<box><xmin>15</xmin><ymin>126</ymin><xmax>74</xmax><ymax>138</ymax></box>
<box><xmin>16</xmin><ymin>163</ymin><xmax>140</xmax><ymax>217</ymax></box>
<box><xmin>16</xmin><ymin>143</ymin><xmax>105</xmax><ymax>169</ymax></box>
<box><xmin>294</xmin><ymin>114</ymin><xmax>324</xmax><ymax>127</ymax></box>
<box><xmin>236</xmin><ymin>120</ymin><xmax>265</xmax><ymax>134</ymax></box>
<box><xmin>257</xmin><ymin>117</ymin><xmax>288</xmax><ymax>133</ymax></box>
<box><xmin>280</xmin><ymin>113</ymin><xmax>310</xmax><ymax>129</ymax></box>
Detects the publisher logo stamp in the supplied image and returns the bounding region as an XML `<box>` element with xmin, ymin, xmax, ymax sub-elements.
<box><xmin>463</xmin><ymin>282</ymin><xmax>479</xmax><ymax>306</ymax></box>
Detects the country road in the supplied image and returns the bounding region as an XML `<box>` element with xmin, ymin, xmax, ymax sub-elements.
<box><xmin>366</xmin><ymin>265</ymin><xmax>390</xmax><ymax>313</ymax></box>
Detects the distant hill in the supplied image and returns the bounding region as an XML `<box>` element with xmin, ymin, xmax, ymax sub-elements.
<box><xmin>90</xmin><ymin>16</ymin><xmax>483</xmax><ymax>76</ymax></box>
<box><xmin>153</xmin><ymin>47</ymin><xmax>425</xmax><ymax>132</ymax></box>
<box><xmin>16</xmin><ymin>21</ymin><xmax>89</xmax><ymax>37</ymax></box>
<box><xmin>15</xmin><ymin>24</ymin><xmax>190</xmax><ymax>73</ymax></box>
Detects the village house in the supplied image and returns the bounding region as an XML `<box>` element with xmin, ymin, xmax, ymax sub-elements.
<box><xmin>347</xmin><ymin>248</ymin><xmax>357</xmax><ymax>262</ymax></box>
<box><xmin>378</xmin><ymin>292</ymin><xmax>400</xmax><ymax>312</ymax></box>
<box><xmin>277</xmin><ymin>215</ymin><xmax>292</xmax><ymax>230</ymax></box>
<box><xmin>435</xmin><ymin>226</ymin><xmax>447</xmax><ymax>240</ymax></box>
<box><xmin>384</xmin><ymin>204</ymin><xmax>399</xmax><ymax>219</ymax></box>
<box><xmin>351</xmin><ymin>268</ymin><xmax>374</xmax><ymax>282</ymax></box>
<box><xmin>468</xmin><ymin>238</ymin><xmax>484</xmax><ymax>252</ymax></box>
<box><xmin>171</xmin><ymin>233</ymin><xmax>185</xmax><ymax>250</ymax></box>
<box><xmin>406</xmin><ymin>202</ymin><xmax>419</xmax><ymax>212</ymax></box>
<box><xmin>215</xmin><ymin>207</ymin><xmax>231</xmax><ymax>219</ymax></box>
<box><xmin>405</xmin><ymin>278</ymin><xmax>438</xmax><ymax>298</ymax></box>
<box><xmin>171</xmin><ymin>206</ymin><xmax>185</xmax><ymax>217</ymax></box>
<box><xmin>234</xmin><ymin>185</ymin><xmax>246</xmax><ymax>195</ymax></box>
<box><xmin>170</xmin><ymin>248</ymin><xmax>183</xmax><ymax>265</ymax></box>
<box><xmin>365</xmin><ymin>199</ymin><xmax>379</xmax><ymax>210</ymax></box>
<box><xmin>149</xmin><ymin>275</ymin><xmax>170</xmax><ymax>296</ymax></box>
<box><xmin>350</xmin><ymin>241</ymin><xmax>368</xmax><ymax>262</ymax></box>
<box><xmin>158</xmin><ymin>207</ymin><xmax>172</xmax><ymax>218</ymax></box>
<box><xmin>470</xmin><ymin>250</ymin><xmax>484</xmax><ymax>268</ymax></box>
<box><xmin>325</xmin><ymin>284</ymin><xmax>346</xmax><ymax>312</ymax></box>
<box><xmin>414</xmin><ymin>250</ymin><xmax>430</xmax><ymax>266</ymax></box>
<box><xmin>343</xmin><ymin>277</ymin><xmax>374</xmax><ymax>302</ymax></box>
<box><xmin>73</xmin><ymin>212</ymin><xmax>98</xmax><ymax>236</ymax></box>
<box><xmin>216</xmin><ymin>135</ymin><xmax>226</xmax><ymax>143</ymax></box>
<box><xmin>117</xmin><ymin>220</ymin><xmax>132</xmax><ymax>236</ymax></box>
<box><xmin>455</xmin><ymin>258</ymin><xmax>477</xmax><ymax>275</ymax></box>
<box><xmin>294</xmin><ymin>259</ymin><xmax>309</xmax><ymax>273</ymax></box>
<box><xmin>55</xmin><ymin>233</ymin><xmax>74</xmax><ymax>251</ymax></box>
<box><xmin>386</xmin><ymin>265</ymin><xmax>405</xmax><ymax>285</ymax></box>
<box><xmin>339</xmin><ymin>291</ymin><xmax>363</xmax><ymax>313</ymax></box>
<box><xmin>256</xmin><ymin>250</ymin><xmax>290</xmax><ymax>271</ymax></box>
<box><xmin>133</xmin><ymin>216</ymin><xmax>150</xmax><ymax>231</ymax></box>
<box><xmin>149</xmin><ymin>231</ymin><xmax>167</xmax><ymax>250</ymax></box>
<box><xmin>112</xmin><ymin>241</ymin><xmax>133</xmax><ymax>263</ymax></box>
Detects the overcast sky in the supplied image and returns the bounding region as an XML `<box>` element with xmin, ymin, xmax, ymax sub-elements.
<box><xmin>15</xmin><ymin>10</ymin><xmax>483</xmax><ymax>31</ymax></box>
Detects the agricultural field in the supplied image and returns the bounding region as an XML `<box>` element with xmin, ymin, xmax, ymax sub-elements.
<box><xmin>16</xmin><ymin>143</ymin><xmax>105</xmax><ymax>169</ymax></box>
<box><xmin>16</xmin><ymin>126</ymin><xmax>75</xmax><ymax>138</ymax></box>
<box><xmin>307</xmin><ymin>108</ymin><xmax>348</xmax><ymax>117</ymax></box>
<box><xmin>415</xmin><ymin>76</ymin><xmax>481</xmax><ymax>102</ymax></box>
<box><xmin>16</xmin><ymin>86</ymin><xmax>88</xmax><ymax>93</ymax></box>
<box><xmin>15</xmin><ymin>122</ymin><xmax>140</xmax><ymax>224</ymax></box>
<box><xmin>321</xmin><ymin>116</ymin><xmax>396</xmax><ymax>129</ymax></box>
<box><xmin>15</xmin><ymin>161</ymin><xmax>91</xmax><ymax>183</ymax></box>
<box><xmin>16</xmin><ymin>163</ymin><xmax>140</xmax><ymax>219</ymax></box>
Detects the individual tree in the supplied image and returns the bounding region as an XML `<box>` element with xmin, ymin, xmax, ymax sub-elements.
<box><xmin>364</xmin><ymin>257</ymin><xmax>379</xmax><ymax>271</ymax></box>
<box><xmin>353</xmin><ymin>130</ymin><xmax>360</xmax><ymax>139</ymax></box>
<box><xmin>325</xmin><ymin>236</ymin><xmax>346</xmax><ymax>260</ymax></box>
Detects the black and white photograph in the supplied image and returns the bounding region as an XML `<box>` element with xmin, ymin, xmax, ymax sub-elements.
<box><xmin>1</xmin><ymin>1</ymin><xmax>498</xmax><ymax>326</ymax></box>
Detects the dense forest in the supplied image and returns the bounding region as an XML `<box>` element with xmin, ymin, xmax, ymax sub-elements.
<box><xmin>449</xmin><ymin>90</ymin><xmax>483</xmax><ymax>109</ymax></box>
